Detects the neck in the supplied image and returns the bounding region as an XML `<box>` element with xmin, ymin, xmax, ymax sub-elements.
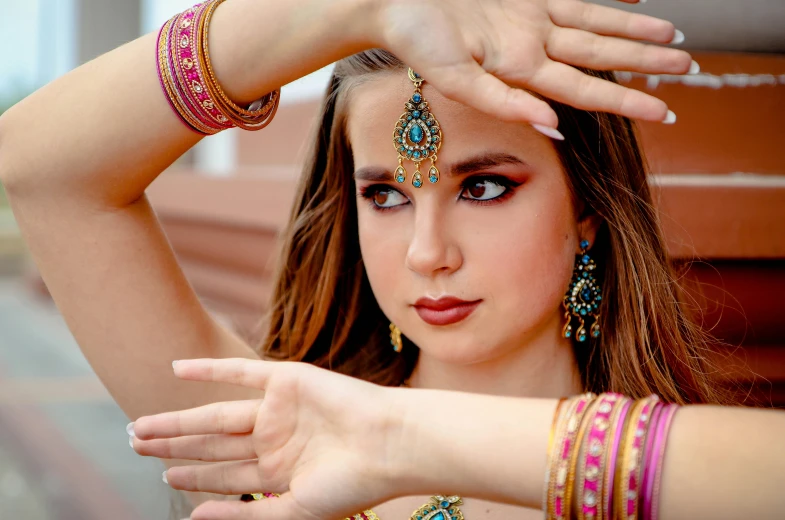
<box><xmin>406</xmin><ymin>319</ymin><xmax>583</xmax><ymax>399</ymax></box>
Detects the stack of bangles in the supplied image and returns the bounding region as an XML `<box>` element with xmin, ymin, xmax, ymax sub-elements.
<box><xmin>157</xmin><ymin>0</ymin><xmax>281</xmax><ymax>135</ymax></box>
<box><xmin>544</xmin><ymin>393</ymin><xmax>679</xmax><ymax>520</ymax></box>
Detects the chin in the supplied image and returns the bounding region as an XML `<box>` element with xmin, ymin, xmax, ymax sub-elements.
<box><xmin>412</xmin><ymin>330</ymin><xmax>506</xmax><ymax>366</ymax></box>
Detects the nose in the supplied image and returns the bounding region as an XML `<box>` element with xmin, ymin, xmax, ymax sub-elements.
<box><xmin>405</xmin><ymin>204</ymin><xmax>463</xmax><ymax>277</ymax></box>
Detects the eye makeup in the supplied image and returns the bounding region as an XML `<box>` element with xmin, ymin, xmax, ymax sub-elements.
<box><xmin>357</xmin><ymin>173</ymin><xmax>525</xmax><ymax>212</ymax></box>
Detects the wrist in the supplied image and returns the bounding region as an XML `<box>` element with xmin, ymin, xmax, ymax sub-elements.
<box><xmin>336</xmin><ymin>0</ymin><xmax>385</xmax><ymax>51</ymax></box>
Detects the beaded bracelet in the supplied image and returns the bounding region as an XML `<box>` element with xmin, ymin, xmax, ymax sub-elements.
<box><xmin>174</xmin><ymin>2</ymin><xmax>233</xmax><ymax>131</ymax></box>
<box><xmin>603</xmin><ymin>398</ymin><xmax>631</xmax><ymax>520</ymax></box>
<box><xmin>543</xmin><ymin>398</ymin><xmax>569</xmax><ymax>513</ymax></box>
<box><xmin>576</xmin><ymin>394</ymin><xmax>628</xmax><ymax>520</ymax></box>
<box><xmin>548</xmin><ymin>393</ymin><xmax>597</xmax><ymax>520</ymax></box>
<box><xmin>615</xmin><ymin>395</ymin><xmax>659</xmax><ymax>520</ymax></box>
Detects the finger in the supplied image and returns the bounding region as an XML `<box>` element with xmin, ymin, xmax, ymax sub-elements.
<box><xmin>135</xmin><ymin>400</ymin><xmax>260</xmax><ymax>439</ymax></box>
<box><xmin>191</xmin><ymin>494</ymin><xmax>315</xmax><ymax>520</ymax></box>
<box><xmin>528</xmin><ymin>61</ymin><xmax>670</xmax><ymax>122</ymax></box>
<box><xmin>424</xmin><ymin>60</ymin><xmax>558</xmax><ymax>127</ymax></box>
<box><xmin>133</xmin><ymin>433</ymin><xmax>256</xmax><ymax>461</ymax></box>
<box><xmin>550</xmin><ymin>0</ymin><xmax>678</xmax><ymax>43</ymax></box>
<box><xmin>173</xmin><ymin>358</ymin><xmax>274</xmax><ymax>390</ymax></box>
<box><xmin>165</xmin><ymin>460</ymin><xmax>267</xmax><ymax>495</ymax></box>
<box><xmin>547</xmin><ymin>28</ymin><xmax>693</xmax><ymax>74</ymax></box>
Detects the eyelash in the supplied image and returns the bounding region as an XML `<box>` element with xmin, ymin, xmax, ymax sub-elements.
<box><xmin>358</xmin><ymin>175</ymin><xmax>522</xmax><ymax>212</ymax></box>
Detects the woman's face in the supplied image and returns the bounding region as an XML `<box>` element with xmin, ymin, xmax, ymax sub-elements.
<box><xmin>347</xmin><ymin>73</ymin><xmax>591</xmax><ymax>365</ymax></box>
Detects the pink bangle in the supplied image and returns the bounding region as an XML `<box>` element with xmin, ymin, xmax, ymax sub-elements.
<box><xmin>646</xmin><ymin>404</ymin><xmax>678</xmax><ymax>520</ymax></box>
<box><xmin>603</xmin><ymin>398</ymin><xmax>632</xmax><ymax>520</ymax></box>
<box><xmin>172</xmin><ymin>3</ymin><xmax>231</xmax><ymax>131</ymax></box>
<box><xmin>578</xmin><ymin>393</ymin><xmax>625</xmax><ymax>520</ymax></box>
<box><xmin>640</xmin><ymin>402</ymin><xmax>665</xmax><ymax>517</ymax></box>
<box><xmin>623</xmin><ymin>396</ymin><xmax>659</xmax><ymax>518</ymax></box>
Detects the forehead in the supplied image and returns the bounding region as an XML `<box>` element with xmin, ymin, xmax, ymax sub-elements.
<box><xmin>346</xmin><ymin>72</ymin><xmax>558</xmax><ymax>171</ymax></box>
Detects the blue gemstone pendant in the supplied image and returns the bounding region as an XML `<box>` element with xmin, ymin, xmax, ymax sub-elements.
<box><xmin>393</xmin><ymin>68</ymin><xmax>443</xmax><ymax>189</ymax></box>
<box><xmin>562</xmin><ymin>241</ymin><xmax>603</xmax><ymax>342</ymax></box>
<box><xmin>410</xmin><ymin>495</ymin><xmax>464</xmax><ymax>520</ymax></box>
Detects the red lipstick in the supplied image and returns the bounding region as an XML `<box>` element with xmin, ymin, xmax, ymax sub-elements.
<box><xmin>413</xmin><ymin>297</ymin><xmax>481</xmax><ymax>326</ymax></box>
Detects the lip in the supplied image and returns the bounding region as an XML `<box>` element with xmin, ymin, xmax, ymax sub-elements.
<box><xmin>413</xmin><ymin>297</ymin><xmax>481</xmax><ymax>326</ymax></box>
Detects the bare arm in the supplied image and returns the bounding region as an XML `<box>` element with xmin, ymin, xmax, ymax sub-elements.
<box><xmin>394</xmin><ymin>393</ymin><xmax>785</xmax><ymax>520</ymax></box>
<box><xmin>0</xmin><ymin>0</ymin><xmax>375</xmax><ymax>422</ymax></box>
<box><xmin>129</xmin><ymin>359</ymin><xmax>785</xmax><ymax>519</ymax></box>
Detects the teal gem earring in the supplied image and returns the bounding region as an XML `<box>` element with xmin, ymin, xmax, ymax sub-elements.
<box><xmin>562</xmin><ymin>240</ymin><xmax>602</xmax><ymax>342</ymax></box>
<box><xmin>393</xmin><ymin>68</ymin><xmax>443</xmax><ymax>188</ymax></box>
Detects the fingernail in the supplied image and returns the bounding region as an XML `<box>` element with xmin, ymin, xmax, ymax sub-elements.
<box><xmin>688</xmin><ymin>60</ymin><xmax>700</xmax><ymax>75</ymax></box>
<box><xmin>172</xmin><ymin>360</ymin><xmax>179</xmax><ymax>369</ymax></box>
<box><xmin>532</xmin><ymin>124</ymin><xmax>565</xmax><ymax>141</ymax></box>
<box><xmin>129</xmin><ymin>436</ymin><xmax>135</xmax><ymax>449</ymax></box>
<box><xmin>670</xmin><ymin>29</ymin><xmax>685</xmax><ymax>45</ymax></box>
<box><xmin>162</xmin><ymin>470</ymin><xmax>169</xmax><ymax>484</ymax></box>
<box><xmin>662</xmin><ymin>110</ymin><xmax>677</xmax><ymax>124</ymax></box>
<box><xmin>126</xmin><ymin>422</ymin><xmax>135</xmax><ymax>437</ymax></box>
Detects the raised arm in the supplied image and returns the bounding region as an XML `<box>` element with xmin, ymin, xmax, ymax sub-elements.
<box><xmin>0</xmin><ymin>0</ymin><xmax>375</xmax><ymax>422</ymax></box>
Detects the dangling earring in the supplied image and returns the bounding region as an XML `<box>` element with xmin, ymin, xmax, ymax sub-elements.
<box><xmin>390</xmin><ymin>322</ymin><xmax>403</xmax><ymax>353</ymax></box>
<box><xmin>562</xmin><ymin>240</ymin><xmax>603</xmax><ymax>342</ymax></box>
<box><xmin>392</xmin><ymin>68</ymin><xmax>443</xmax><ymax>188</ymax></box>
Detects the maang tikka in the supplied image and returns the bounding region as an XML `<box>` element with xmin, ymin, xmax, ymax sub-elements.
<box><xmin>392</xmin><ymin>68</ymin><xmax>443</xmax><ymax>188</ymax></box>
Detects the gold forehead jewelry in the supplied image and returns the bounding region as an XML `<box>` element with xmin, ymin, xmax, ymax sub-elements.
<box><xmin>392</xmin><ymin>68</ymin><xmax>443</xmax><ymax>188</ymax></box>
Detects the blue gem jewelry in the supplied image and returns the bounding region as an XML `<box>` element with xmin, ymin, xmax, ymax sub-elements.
<box><xmin>410</xmin><ymin>495</ymin><xmax>465</xmax><ymax>520</ymax></box>
<box><xmin>393</xmin><ymin>68</ymin><xmax>443</xmax><ymax>188</ymax></box>
<box><xmin>562</xmin><ymin>240</ymin><xmax>603</xmax><ymax>342</ymax></box>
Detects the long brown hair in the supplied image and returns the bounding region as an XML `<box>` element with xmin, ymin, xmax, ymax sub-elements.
<box><xmin>260</xmin><ymin>49</ymin><xmax>732</xmax><ymax>405</ymax></box>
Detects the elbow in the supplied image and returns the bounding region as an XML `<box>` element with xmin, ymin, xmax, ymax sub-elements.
<box><xmin>0</xmin><ymin>111</ymin><xmax>15</xmax><ymax>191</ymax></box>
<box><xmin>0</xmin><ymin>107</ymin><xmax>26</xmax><ymax>196</ymax></box>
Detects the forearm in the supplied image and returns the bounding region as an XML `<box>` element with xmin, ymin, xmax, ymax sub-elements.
<box><xmin>659</xmin><ymin>405</ymin><xmax>785</xmax><ymax>519</ymax></box>
<box><xmin>0</xmin><ymin>0</ymin><xmax>375</xmax><ymax>206</ymax></box>
<box><xmin>388</xmin><ymin>391</ymin><xmax>785</xmax><ymax>517</ymax></box>
<box><xmin>388</xmin><ymin>388</ymin><xmax>557</xmax><ymax>508</ymax></box>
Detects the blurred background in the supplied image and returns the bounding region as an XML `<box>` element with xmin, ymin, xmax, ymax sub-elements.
<box><xmin>0</xmin><ymin>0</ymin><xmax>784</xmax><ymax>519</ymax></box>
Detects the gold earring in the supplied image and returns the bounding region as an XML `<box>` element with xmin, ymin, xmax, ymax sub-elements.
<box><xmin>389</xmin><ymin>322</ymin><xmax>403</xmax><ymax>353</ymax></box>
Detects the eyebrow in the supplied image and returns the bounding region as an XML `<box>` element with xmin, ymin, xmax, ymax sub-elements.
<box><xmin>353</xmin><ymin>152</ymin><xmax>528</xmax><ymax>182</ymax></box>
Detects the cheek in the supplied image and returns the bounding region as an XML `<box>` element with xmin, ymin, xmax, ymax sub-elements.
<box><xmin>465</xmin><ymin>186</ymin><xmax>577</xmax><ymax>318</ymax></box>
<box><xmin>357</xmin><ymin>208</ymin><xmax>406</xmax><ymax>317</ymax></box>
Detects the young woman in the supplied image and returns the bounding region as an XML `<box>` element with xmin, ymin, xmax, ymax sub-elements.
<box><xmin>2</xmin><ymin>0</ymin><xmax>774</xmax><ymax>518</ymax></box>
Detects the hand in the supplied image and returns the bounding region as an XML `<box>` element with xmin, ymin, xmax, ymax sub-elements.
<box><xmin>131</xmin><ymin>359</ymin><xmax>403</xmax><ymax>520</ymax></box>
<box><xmin>372</xmin><ymin>0</ymin><xmax>691</xmax><ymax>129</ymax></box>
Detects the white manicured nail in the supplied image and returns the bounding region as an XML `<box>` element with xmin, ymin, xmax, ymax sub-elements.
<box><xmin>670</xmin><ymin>29</ymin><xmax>685</xmax><ymax>45</ymax></box>
<box><xmin>162</xmin><ymin>471</ymin><xmax>169</xmax><ymax>484</ymax></box>
<box><xmin>172</xmin><ymin>360</ymin><xmax>179</xmax><ymax>369</ymax></box>
<box><xmin>662</xmin><ymin>110</ymin><xmax>677</xmax><ymax>124</ymax></box>
<box><xmin>532</xmin><ymin>124</ymin><xmax>565</xmax><ymax>141</ymax></box>
<box><xmin>126</xmin><ymin>422</ymin><xmax>135</xmax><ymax>437</ymax></box>
<box><xmin>688</xmin><ymin>60</ymin><xmax>700</xmax><ymax>74</ymax></box>
<box><xmin>129</xmin><ymin>436</ymin><xmax>135</xmax><ymax>448</ymax></box>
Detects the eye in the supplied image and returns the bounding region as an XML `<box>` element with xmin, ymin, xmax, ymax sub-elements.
<box><xmin>461</xmin><ymin>178</ymin><xmax>508</xmax><ymax>201</ymax></box>
<box><xmin>361</xmin><ymin>186</ymin><xmax>409</xmax><ymax>209</ymax></box>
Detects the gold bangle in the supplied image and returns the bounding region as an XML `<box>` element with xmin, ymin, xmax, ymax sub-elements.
<box><xmin>198</xmin><ymin>0</ymin><xmax>281</xmax><ymax>130</ymax></box>
<box><xmin>565</xmin><ymin>397</ymin><xmax>601</xmax><ymax>520</ymax></box>
<box><xmin>547</xmin><ymin>393</ymin><xmax>596</xmax><ymax>520</ymax></box>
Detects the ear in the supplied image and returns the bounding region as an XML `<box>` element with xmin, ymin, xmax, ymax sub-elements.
<box><xmin>577</xmin><ymin>212</ymin><xmax>604</xmax><ymax>251</ymax></box>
